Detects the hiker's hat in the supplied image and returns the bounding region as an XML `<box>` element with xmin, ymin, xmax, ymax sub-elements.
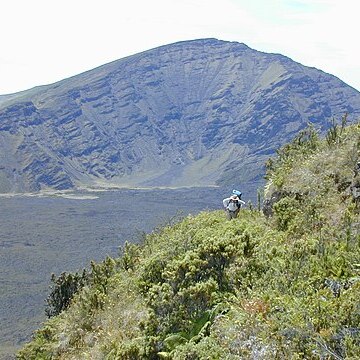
<box><xmin>232</xmin><ymin>189</ymin><xmax>242</xmax><ymax>196</ymax></box>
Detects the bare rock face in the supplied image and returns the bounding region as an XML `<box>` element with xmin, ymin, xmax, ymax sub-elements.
<box><xmin>1</xmin><ymin>38</ymin><xmax>360</xmax><ymax>193</ymax></box>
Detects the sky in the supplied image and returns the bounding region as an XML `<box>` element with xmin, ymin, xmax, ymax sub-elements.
<box><xmin>0</xmin><ymin>0</ymin><xmax>359</xmax><ymax>95</ymax></box>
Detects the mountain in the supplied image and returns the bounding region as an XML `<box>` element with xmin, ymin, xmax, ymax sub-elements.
<box><xmin>18</xmin><ymin>122</ymin><xmax>360</xmax><ymax>358</ymax></box>
<box><xmin>1</xmin><ymin>38</ymin><xmax>360</xmax><ymax>193</ymax></box>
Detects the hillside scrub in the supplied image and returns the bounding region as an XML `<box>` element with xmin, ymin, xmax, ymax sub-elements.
<box><xmin>18</xmin><ymin>121</ymin><xmax>360</xmax><ymax>359</ymax></box>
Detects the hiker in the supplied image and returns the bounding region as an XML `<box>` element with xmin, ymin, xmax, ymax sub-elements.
<box><xmin>223</xmin><ymin>191</ymin><xmax>245</xmax><ymax>220</ymax></box>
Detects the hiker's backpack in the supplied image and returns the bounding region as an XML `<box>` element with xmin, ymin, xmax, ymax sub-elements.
<box><xmin>232</xmin><ymin>189</ymin><xmax>242</xmax><ymax>198</ymax></box>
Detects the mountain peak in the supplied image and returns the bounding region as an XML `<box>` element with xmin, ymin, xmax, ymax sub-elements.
<box><xmin>0</xmin><ymin>39</ymin><xmax>360</xmax><ymax>193</ymax></box>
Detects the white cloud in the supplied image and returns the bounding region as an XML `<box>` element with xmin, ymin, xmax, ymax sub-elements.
<box><xmin>0</xmin><ymin>0</ymin><xmax>359</xmax><ymax>94</ymax></box>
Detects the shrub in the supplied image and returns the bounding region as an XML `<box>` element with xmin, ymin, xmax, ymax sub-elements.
<box><xmin>45</xmin><ymin>270</ymin><xmax>88</xmax><ymax>318</ymax></box>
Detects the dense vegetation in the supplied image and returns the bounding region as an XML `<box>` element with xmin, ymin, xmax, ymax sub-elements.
<box><xmin>18</xmin><ymin>119</ymin><xmax>360</xmax><ymax>359</ymax></box>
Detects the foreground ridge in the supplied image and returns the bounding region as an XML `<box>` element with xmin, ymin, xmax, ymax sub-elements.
<box><xmin>18</xmin><ymin>121</ymin><xmax>360</xmax><ymax>359</ymax></box>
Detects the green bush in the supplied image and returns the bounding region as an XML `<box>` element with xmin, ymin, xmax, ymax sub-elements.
<box><xmin>45</xmin><ymin>270</ymin><xmax>88</xmax><ymax>318</ymax></box>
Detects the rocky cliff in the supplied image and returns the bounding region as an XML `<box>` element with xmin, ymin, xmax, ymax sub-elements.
<box><xmin>1</xmin><ymin>38</ymin><xmax>360</xmax><ymax>193</ymax></box>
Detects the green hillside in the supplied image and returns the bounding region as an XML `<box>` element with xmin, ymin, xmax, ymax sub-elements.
<box><xmin>18</xmin><ymin>119</ymin><xmax>360</xmax><ymax>359</ymax></box>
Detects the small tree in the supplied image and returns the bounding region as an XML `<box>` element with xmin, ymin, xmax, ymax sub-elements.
<box><xmin>45</xmin><ymin>269</ymin><xmax>88</xmax><ymax>317</ymax></box>
<box><xmin>325</xmin><ymin>113</ymin><xmax>348</xmax><ymax>147</ymax></box>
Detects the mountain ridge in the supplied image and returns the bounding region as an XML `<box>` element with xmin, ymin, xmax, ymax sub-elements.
<box><xmin>1</xmin><ymin>38</ymin><xmax>360</xmax><ymax>193</ymax></box>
